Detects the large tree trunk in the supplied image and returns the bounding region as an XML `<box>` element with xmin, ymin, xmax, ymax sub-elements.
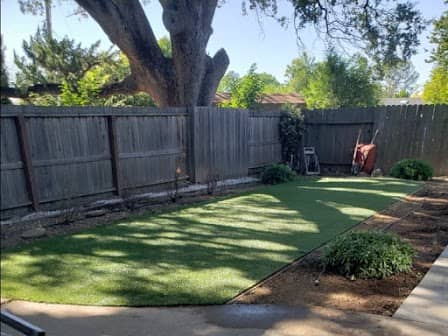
<box><xmin>74</xmin><ymin>0</ymin><xmax>229</xmax><ymax>107</ymax></box>
<box><xmin>44</xmin><ymin>0</ymin><xmax>52</xmax><ymax>39</ymax></box>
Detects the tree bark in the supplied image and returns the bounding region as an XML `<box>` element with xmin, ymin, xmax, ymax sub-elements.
<box><xmin>44</xmin><ymin>0</ymin><xmax>52</xmax><ymax>39</ymax></box>
<box><xmin>72</xmin><ymin>0</ymin><xmax>229</xmax><ymax>107</ymax></box>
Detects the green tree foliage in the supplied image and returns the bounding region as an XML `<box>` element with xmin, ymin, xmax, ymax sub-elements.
<box><xmin>290</xmin><ymin>52</ymin><xmax>379</xmax><ymax>109</ymax></box>
<box><xmin>249</xmin><ymin>0</ymin><xmax>425</xmax><ymax>68</ymax></box>
<box><xmin>380</xmin><ymin>61</ymin><xmax>419</xmax><ymax>97</ymax></box>
<box><xmin>59</xmin><ymin>53</ymin><xmax>155</xmax><ymax>106</ymax></box>
<box><xmin>221</xmin><ymin>64</ymin><xmax>265</xmax><ymax>109</ymax></box>
<box><xmin>423</xmin><ymin>2</ymin><xmax>448</xmax><ymax>104</ymax></box>
<box><xmin>217</xmin><ymin>71</ymin><xmax>240</xmax><ymax>93</ymax></box>
<box><xmin>428</xmin><ymin>1</ymin><xmax>448</xmax><ymax>70</ymax></box>
<box><xmin>157</xmin><ymin>36</ymin><xmax>172</xmax><ymax>58</ymax></box>
<box><xmin>13</xmin><ymin>29</ymin><xmax>159</xmax><ymax>106</ymax></box>
<box><xmin>18</xmin><ymin>0</ymin><xmax>54</xmax><ymax>37</ymax></box>
<box><xmin>218</xmin><ymin>69</ymin><xmax>286</xmax><ymax>94</ymax></box>
<box><xmin>423</xmin><ymin>66</ymin><xmax>448</xmax><ymax>104</ymax></box>
<box><xmin>1</xmin><ymin>36</ymin><xmax>11</xmax><ymax>104</ymax></box>
<box><xmin>257</xmin><ymin>72</ymin><xmax>286</xmax><ymax>93</ymax></box>
<box><xmin>285</xmin><ymin>52</ymin><xmax>315</xmax><ymax>93</ymax></box>
<box><xmin>14</xmin><ymin>28</ymin><xmax>106</xmax><ymax>92</ymax></box>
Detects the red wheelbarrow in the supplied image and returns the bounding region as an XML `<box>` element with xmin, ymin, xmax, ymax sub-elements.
<box><xmin>351</xmin><ymin>129</ymin><xmax>379</xmax><ymax>175</ymax></box>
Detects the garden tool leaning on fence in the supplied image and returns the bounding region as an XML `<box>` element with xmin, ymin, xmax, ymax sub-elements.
<box><xmin>351</xmin><ymin>129</ymin><xmax>379</xmax><ymax>175</ymax></box>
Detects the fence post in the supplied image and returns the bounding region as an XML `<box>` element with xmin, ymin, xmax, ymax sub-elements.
<box><xmin>107</xmin><ymin>116</ymin><xmax>123</xmax><ymax>196</ymax></box>
<box><xmin>15</xmin><ymin>113</ymin><xmax>39</xmax><ymax>210</ymax></box>
<box><xmin>186</xmin><ymin>106</ymin><xmax>197</xmax><ymax>183</ymax></box>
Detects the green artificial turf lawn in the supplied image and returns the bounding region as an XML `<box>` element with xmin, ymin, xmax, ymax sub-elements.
<box><xmin>1</xmin><ymin>177</ymin><xmax>421</xmax><ymax>306</ymax></box>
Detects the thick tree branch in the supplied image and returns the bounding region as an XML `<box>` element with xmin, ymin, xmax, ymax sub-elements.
<box><xmin>74</xmin><ymin>0</ymin><xmax>172</xmax><ymax>83</ymax></box>
<box><xmin>98</xmin><ymin>75</ymin><xmax>138</xmax><ymax>97</ymax></box>
<box><xmin>1</xmin><ymin>83</ymin><xmax>61</xmax><ymax>98</ymax></box>
<box><xmin>198</xmin><ymin>49</ymin><xmax>230</xmax><ymax>106</ymax></box>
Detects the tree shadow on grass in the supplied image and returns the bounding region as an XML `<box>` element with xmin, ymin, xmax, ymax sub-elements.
<box><xmin>0</xmin><ymin>178</ymin><xmax>421</xmax><ymax>306</ymax></box>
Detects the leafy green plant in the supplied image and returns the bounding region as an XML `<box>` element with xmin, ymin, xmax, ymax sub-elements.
<box><xmin>261</xmin><ymin>164</ymin><xmax>296</xmax><ymax>184</ymax></box>
<box><xmin>221</xmin><ymin>64</ymin><xmax>265</xmax><ymax>109</ymax></box>
<box><xmin>390</xmin><ymin>159</ymin><xmax>433</xmax><ymax>181</ymax></box>
<box><xmin>322</xmin><ymin>231</ymin><xmax>414</xmax><ymax>279</ymax></box>
<box><xmin>279</xmin><ymin>104</ymin><xmax>305</xmax><ymax>170</ymax></box>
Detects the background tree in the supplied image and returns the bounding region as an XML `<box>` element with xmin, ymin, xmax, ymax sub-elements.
<box><xmin>221</xmin><ymin>64</ymin><xmax>265</xmax><ymax>109</ymax></box>
<box><xmin>8</xmin><ymin>29</ymin><xmax>171</xmax><ymax>106</ymax></box>
<box><xmin>2</xmin><ymin>0</ymin><xmax>425</xmax><ymax>107</ymax></box>
<box><xmin>428</xmin><ymin>0</ymin><xmax>448</xmax><ymax>70</ymax></box>
<box><xmin>217</xmin><ymin>71</ymin><xmax>240</xmax><ymax>93</ymax></box>
<box><xmin>19</xmin><ymin>0</ymin><xmax>54</xmax><ymax>38</ymax></box>
<box><xmin>300</xmin><ymin>53</ymin><xmax>379</xmax><ymax>109</ymax></box>
<box><xmin>218</xmin><ymin>70</ymin><xmax>285</xmax><ymax>94</ymax></box>
<box><xmin>8</xmin><ymin>28</ymin><xmax>109</xmax><ymax>103</ymax></box>
<box><xmin>58</xmin><ymin>52</ymin><xmax>155</xmax><ymax>106</ymax></box>
<box><xmin>257</xmin><ymin>72</ymin><xmax>286</xmax><ymax>93</ymax></box>
<box><xmin>1</xmin><ymin>36</ymin><xmax>11</xmax><ymax>104</ymax></box>
<box><xmin>285</xmin><ymin>53</ymin><xmax>315</xmax><ymax>94</ymax></box>
<box><xmin>423</xmin><ymin>67</ymin><xmax>448</xmax><ymax>104</ymax></box>
<box><xmin>380</xmin><ymin>61</ymin><xmax>419</xmax><ymax>98</ymax></box>
<box><xmin>157</xmin><ymin>36</ymin><xmax>172</xmax><ymax>58</ymax></box>
<box><xmin>423</xmin><ymin>1</ymin><xmax>448</xmax><ymax>104</ymax></box>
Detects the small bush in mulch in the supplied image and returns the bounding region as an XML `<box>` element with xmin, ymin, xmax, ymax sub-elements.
<box><xmin>261</xmin><ymin>164</ymin><xmax>296</xmax><ymax>184</ymax></box>
<box><xmin>390</xmin><ymin>159</ymin><xmax>433</xmax><ymax>181</ymax></box>
<box><xmin>322</xmin><ymin>231</ymin><xmax>415</xmax><ymax>279</ymax></box>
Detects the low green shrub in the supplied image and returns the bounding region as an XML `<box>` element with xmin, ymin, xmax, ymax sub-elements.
<box><xmin>261</xmin><ymin>164</ymin><xmax>296</xmax><ymax>184</ymax></box>
<box><xmin>390</xmin><ymin>159</ymin><xmax>433</xmax><ymax>181</ymax></box>
<box><xmin>322</xmin><ymin>231</ymin><xmax>414</xmax><ymax>279</ymax></box>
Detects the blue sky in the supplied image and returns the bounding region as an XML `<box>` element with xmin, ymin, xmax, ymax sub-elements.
<box><xmin>1</xmin><ymin>0</ymin><xmax>446</xmax><ymax>87</ymax></box>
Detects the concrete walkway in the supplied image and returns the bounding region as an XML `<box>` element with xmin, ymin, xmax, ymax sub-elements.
<box><xmin>2</xmin><ymin>247</ymin><xmax>447</xmax><ymax>336</ymax></box>
<box><xmin>1</xmin><ymin>300</ymin><xmax>446</xmax><ymax>336</ymax></box>
<box><xmin>394</xmin><ymin>245</ymin><xmax>448</xmax><ymax>327</ymax></box>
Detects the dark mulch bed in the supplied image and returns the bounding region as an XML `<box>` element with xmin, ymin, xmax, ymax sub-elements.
<box><xmin>233</xmin><ymin>180</ymin><xmax>448</xmax><ymax>316</ymax></box>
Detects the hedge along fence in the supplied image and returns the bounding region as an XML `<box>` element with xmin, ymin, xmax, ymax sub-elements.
<box><xmin>0</xmin><ymin>105</ymin><xmax>282</xmax><ymax>215</ymax></box>
<box><xmin>1</xmin><ymin>104</ymin><xmax>447</xmax><ymax>216</ymax></box>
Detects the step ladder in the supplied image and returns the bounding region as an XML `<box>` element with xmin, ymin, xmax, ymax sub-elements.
<box><xmin>303</xmin><ymin>147</ymin><xmax>320</xmax><ymax>175</ymax></box>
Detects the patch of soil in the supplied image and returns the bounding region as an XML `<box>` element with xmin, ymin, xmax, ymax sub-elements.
<box><xmin>233</xmin><ymin>180</ymin><xmax>448</xmax><ymax>317</ymax></box>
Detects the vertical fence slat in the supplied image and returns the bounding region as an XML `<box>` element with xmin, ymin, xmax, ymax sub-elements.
<box><xmin>108</xmin><ymin>116</ymin><xmax>122</xmax><ymax>196</ymax></box>
<box><xmin>187</xmin><ymin>106</ymin><xmax>197</xmax><ymax>182</ymax></box>
<box><xmin>15</xmin><ymin>113</ymin><xmax>39</xmax><ymax>210</ymax></box>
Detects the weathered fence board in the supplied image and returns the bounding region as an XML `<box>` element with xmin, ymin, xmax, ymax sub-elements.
<box><xmin>304</xmin><ymin>108</ymin><xmax>373</xmax><ymax>169</ymax></box>
<box><xmin>192</xmin><ymin>107</ymin><xmax>249</xmax><ymax>182</ymax></box>
<box><xmin>304</xmin><ymin>105</ymin><xmax>448</xmax><ymax>175</ymax></box>
<box><xmin>116</xmin><ymin>115</ymin><xmax>188</xmax><ymax>188</ymax></box>
<box><xmin>373</xmin><ymin>104</ymin><xmax>448</xmax><ymax>176</ymax></box>
<box><xmin>0</xmin><ymin>117</ymin><xmax>30</xmax><ymax>209</ymax></box>
<box><xmin>0</xmin><ymin>106</ymin><xmax>191</xmax><ymax>213</ymax></box>
<box><xmin>248</xmin><ymin>113</ymin><xmax>282</xmax><ymax>168</ymax></box>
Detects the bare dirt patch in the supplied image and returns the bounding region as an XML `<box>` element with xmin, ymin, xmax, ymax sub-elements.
<box><xmin>233</xmin><ymin>180</ymin><xmax>448</xmax><ymax>316</ymax></box>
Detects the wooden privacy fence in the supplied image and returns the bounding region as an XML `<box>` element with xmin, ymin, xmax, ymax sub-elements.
<box><xmin>0</xmin><ymin>105</ymin><xmax>281</xmax><ymax>214</ymax></box>
<box><xmin>1</xmin><ymin>104</ymin><xmax>447</xmax><ymax>215</ymax></box>
<box><xmin>0</xmin><ymin>106</ymin><xmax>190</xmax><ymax>212</ymax></box>
<box><xmin>303</xmin><ymin>104</ymin><xmax>448</xmax><ymax>176</ymax></box>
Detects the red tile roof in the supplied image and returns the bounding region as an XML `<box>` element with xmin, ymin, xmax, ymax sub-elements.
<box><xmin>213</xmin><ymin>92</ymin><xmax>305</xmax><ymax>105</ymax></box>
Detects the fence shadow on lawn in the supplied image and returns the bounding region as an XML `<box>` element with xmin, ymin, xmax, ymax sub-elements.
<box><xmin>0</xmin><ymin>178</ymin><xmax>421</xmax><ymax>306</ymax></box>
